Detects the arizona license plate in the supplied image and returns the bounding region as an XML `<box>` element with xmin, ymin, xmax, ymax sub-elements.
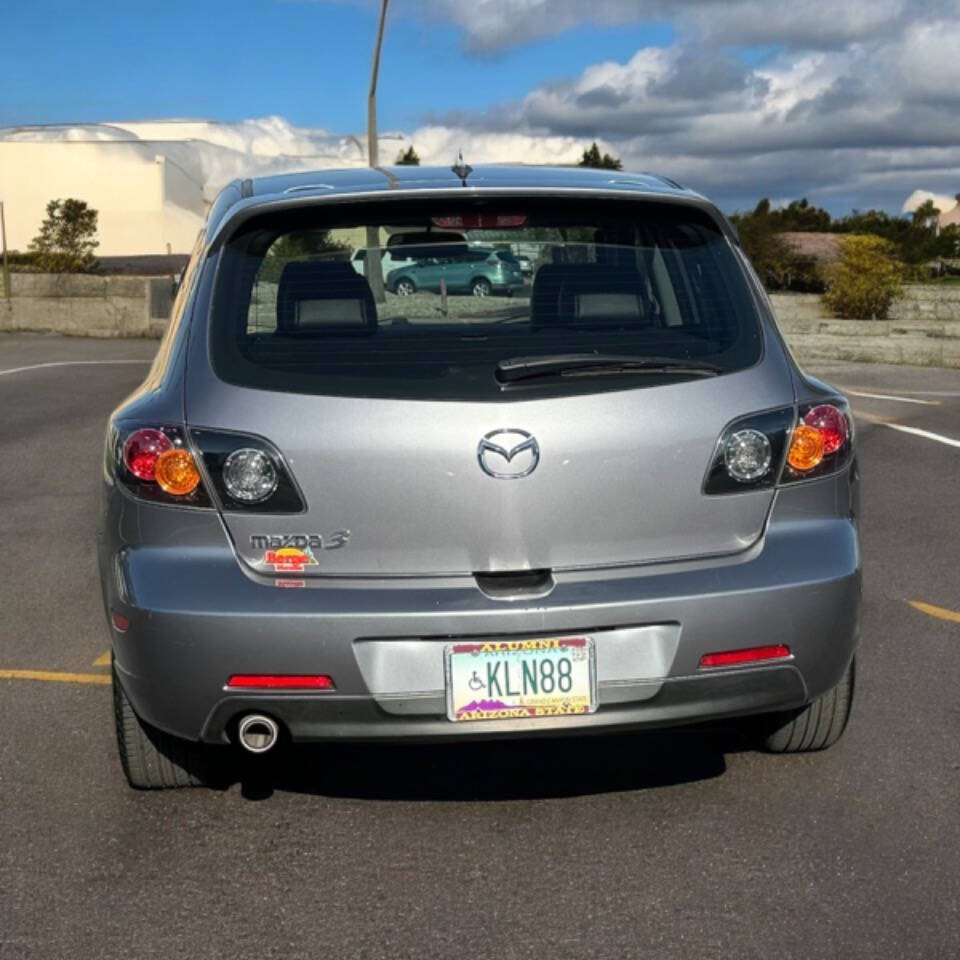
<box><xmin>445</xmin><ymin>636</ymin><xmax>596</xmax><ymax>722</ymax></box>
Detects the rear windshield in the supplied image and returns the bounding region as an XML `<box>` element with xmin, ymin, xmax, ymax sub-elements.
<box><xmin>210</xmin><ymin>197</ymin><xmax>762</xmax><ymax>401</ymax></box>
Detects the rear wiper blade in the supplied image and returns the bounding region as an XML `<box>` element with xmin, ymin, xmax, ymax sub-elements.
<box><xmin>495</xmin><ymin>353</ymin><xmax>723</xmax><ymax>383</ymax></box>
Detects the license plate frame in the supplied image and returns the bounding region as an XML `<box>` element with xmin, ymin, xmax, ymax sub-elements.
<box><xmin>444</xmin><ymin>636</ymin><xmax>597</xmax><ymax>723</ymax></box>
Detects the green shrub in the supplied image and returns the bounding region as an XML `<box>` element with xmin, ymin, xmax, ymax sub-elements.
<box><xmin>823</xmin><ymin>235</ymin><xmax>904</xmax><ymax>319</ymax></box>
<box><xmin>4</xmin><ymin>251</ymin><xmax>44</xmax><ymax>272</ymax></box>
<box><xmin>29</xmin><ymin>198</ymin><xmax>100</xmax><ymax>273</ymax></box>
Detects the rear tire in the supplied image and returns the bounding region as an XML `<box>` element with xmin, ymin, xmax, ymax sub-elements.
<box><xmin>756</xmin><ymin>657</ymin><xmax>856</xmax><ymax>753</ymax></box>
<box><xmin>113</xmin><ymin>668</ymin><xmax>209</xmax><ymax>789</ymax></box>
<box><xmin>471</xmin><ymin>277</ymin><xmax>492</xmax><ymax>298</ymax></box>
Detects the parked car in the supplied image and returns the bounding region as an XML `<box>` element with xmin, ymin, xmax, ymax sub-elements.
<box><xmin>515</xmin><ymin>254</ymin><xmax>534</xmax><ymax>277</ymax></box>
<box><xmin>386</xmin><ymin>246</ymin><xmax>526</xmax><ymax>297</ymax></box>
<box><xmin>349</xmin><ymin>247</ymin><xmax>412</xmax><ymax>278</ymax></box>
<box><xmin>100</xmin><ymin>164</ymin><xmax>859</xmax><ymax>788</ymax></box>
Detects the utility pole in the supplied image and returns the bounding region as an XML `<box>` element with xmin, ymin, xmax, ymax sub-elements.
<box><xmin>367</xmin><ymin>0</ymin><xmax>389</xmax><ymax>169</ymax></box>
<box><xmin>365</xmin><ymin>0</ymin><xmax>390</xmax><ymax>303</ymax></box>
<box><xmin>1</xmin><ymin>202</ymin><xmax>11</xmax><ymax>304</ymax></box>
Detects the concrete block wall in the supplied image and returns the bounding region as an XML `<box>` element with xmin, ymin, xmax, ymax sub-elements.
<box><xmin>771</xmin><ymin>286</ymin><xmax>960</xmax><ymax>368</ymax></box>
<box><xmin>1</xmin><ymin>273</ymin><xmax>172</xmax><ymax>338</ymax></box>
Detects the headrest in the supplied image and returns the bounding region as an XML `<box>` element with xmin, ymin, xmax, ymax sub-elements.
<box><xmin>531</xmin><ymin>264</ymin><xmax>653</xmax><ymax>328</ymax></box>
<box><xmin>276</xmin><ymin>260</ymin><xmax>377</xmax><ymax>334</ymax></box>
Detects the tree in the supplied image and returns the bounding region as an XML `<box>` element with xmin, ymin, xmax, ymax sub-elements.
<box><xmin>769</xmin><ymin>198</ymin><xmax>832</xmax><ymax>232</ymax></box>
<box><xmin>911</xmin><ymin>199</ymin><xmax>940</xmax><ymax>228</ymax></box>
<box><xmin>729</xmin><ymin>198</ymin><xmax>819</xmax><ymax>291</ymax></box>
<box><xmin>578</xmin><ymin>142</ymin><xmax>623</xmax><ymax>170</ymax></box>
<box><xmin>29</xmin><ymin>198</ymin><xmax>99</xmax><ymax>272</ymax></box>
<box><xmin>395</xmin><ymin>145</ymin><xmax>420</xmax><ymax>166</ymax></box>
<box><xmin>258</xmin><ymin>230</ymin><xmax>349</xmax><ymax>283</ymax></box>
<box><xmin>822</xmin><ymin>235</ymin><xmax>904</xmax><ymax>319</ymax></box>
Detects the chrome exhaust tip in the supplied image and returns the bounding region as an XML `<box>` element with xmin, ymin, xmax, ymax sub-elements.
<box><xmin>237</xmin><ymin>714</ymin><xmax>280</xmax><ymax>754</ymax></box>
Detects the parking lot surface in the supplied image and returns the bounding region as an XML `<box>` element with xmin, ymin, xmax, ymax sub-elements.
<box><xmin>1</xmin><ymin>333</ymin><xmax>958</xmax><ymax>959</ymax></box>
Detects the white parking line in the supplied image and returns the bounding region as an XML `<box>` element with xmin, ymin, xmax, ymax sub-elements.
<box><xmin>881</xmin><ymin>422</ymin><xmax>960</xmax><ymax>449</ymax></box>
<box><xmin>894</xmin><ymin>390</ymin><xmax>960</xmax><ymax>398</ymax></box>
<box><xmin>842</xmin><ymin>389</ymin><xmax>939</xmax><ymax>406</ymax></box>
<box><xmin>0</xmin><ymin>360</ymin><xmax>149</xmax><ymax>378</ymax></box>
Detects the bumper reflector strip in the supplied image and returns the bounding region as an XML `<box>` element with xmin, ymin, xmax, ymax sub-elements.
<box><xmin>699</xmin><ymin>645</ymin><xmax>791</xmax><ymax>669</ymax></box>
<box><xmin>227</xmin><ymin>674</ymin><xmax>335</xmax><ymax>690</ymax></box>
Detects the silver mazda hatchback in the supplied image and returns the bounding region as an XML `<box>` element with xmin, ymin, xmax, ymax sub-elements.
<box><xmin>98</xmin><ymin>164</ymin><xmax>859</xmax><ymax>789</ymax></box>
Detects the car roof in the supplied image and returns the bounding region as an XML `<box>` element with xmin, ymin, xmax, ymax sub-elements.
<box><xmin>204</xmin><ymin>163</ymin><xmax>725</xmax><ymax>248</ymax></box>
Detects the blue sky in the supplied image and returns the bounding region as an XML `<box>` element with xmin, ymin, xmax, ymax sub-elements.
<box><xmin>3</xmin><ymin>0</ymin><xmax>958</xmax><ymax>215</ymax></box>
<box><xmin>1</xmin><ymin>1</ymin><xmax>674</xmax><ymax>132</ymax></box>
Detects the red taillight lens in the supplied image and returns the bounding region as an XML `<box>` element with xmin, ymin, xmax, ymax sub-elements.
<box><xmin>123</xmin><ymin>428</ymin><xmax>173</xmax><ymax>481</ymax></box>
<box><xmin>804</xmin><ymin>404</ymin><xmax>849</xmax><ymax>455</ymax></box>
<box><xmin>226</xmin><ymin>674</ymin><xmax>335</xmax><ymax>690</ymax></box>
<box><xmin>699</xmin><ymin>644</ymin><xmax>791</xmax><ymax>668</ymax></box>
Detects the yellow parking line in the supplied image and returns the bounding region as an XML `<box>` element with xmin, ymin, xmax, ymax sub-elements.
<box><xmin>0</xmin><ymin>669</ymin><xmax>111</xmax><ymax>686</ymax></box>
<box><xmin>93</xmin><ymin>651</ymin><xmax>111</xmax><ymax>667</ymax></box>
<box><xmin>909</xmin><ymin>601</ymin><xmax>960</xmax><ymax>624</ymax></box>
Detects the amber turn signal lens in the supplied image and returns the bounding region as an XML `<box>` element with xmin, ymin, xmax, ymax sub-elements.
<box><xmin>154</xmin><ymin>448</ymin><xmax>201</xmax><ymax>496</ymax></box>
<box><xmin>787</xmin><ymin>424</ymin><xmax>825</xmax><ymax>472</ymax></box>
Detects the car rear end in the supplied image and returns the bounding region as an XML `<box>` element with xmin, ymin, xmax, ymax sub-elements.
<box><xmin>99</xmin><ymin>173</ymin><xmax>859</xmax><ymax>784</ymax></box>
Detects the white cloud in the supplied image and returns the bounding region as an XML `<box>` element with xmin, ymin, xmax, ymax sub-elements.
<box><xmin>1</xmin><ymin>117</ymin><xmax>370</xmax><ymax>201</ymax></box>
<box><xmin>7</xmin><ymin>1</ymin><xmax>960</xmax><ymax>215</ymax></box>
<box><xmin>410</xmin><ymin>125</ymin><xmax>586</xmax><ymax>165</ymax></box>
<box><xmin>371</xmin><ymin>0</ymin><xmax>955</xmax><ymax>53</ymax></box>
<box><xmin>901</xmin><ymin>190</ymin><xmax>958</xmax><ymax>214</ymax></box>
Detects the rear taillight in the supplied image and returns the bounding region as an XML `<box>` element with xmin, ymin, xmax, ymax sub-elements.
<box><xmin>190</xmin><ymin>429</ymin><xmax>305</xmax><ymax>514</ymax></box>
<box><xmin>781</xmin><ymin>401</ymin><xmax>853</xmax><ymax>483</ymax></box>
<box><xmin>154</xmin><ymin>449</ymin><xmax>202</xmax><ymax>496</ymax></box>
<box><xmin>805</xmin><ymin>404</ymin><xmax>849</xmax><ymax>454</ymax></box>
<box><xmin>111</xmin><ymin>424</ymin><xmax>212</xmax><ymax>507</ymax></box>
<box><xmin>703</xmin><ymin>406</ymin><xmax>794</xmax><ymax>495</ymax></box>
<box><xmin>704</xmin><ymin>399</ymin><xmax>853</xmax><ymax>495</ymax></box>
<box><xmin>110</xmin><ymin>424</ymin><xmax>303</xmax><ymax>512</ymax></box>
<box><xmin>123</xmin><ymin>428</ymin><xmax>173</xmax><ymax>481</ymax></box>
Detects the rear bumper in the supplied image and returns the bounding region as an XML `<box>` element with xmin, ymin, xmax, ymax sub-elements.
<box><xmin>100</xmin><ymin>482</ymin><xmax>860</xmax><ymax>745</ymax></box>
<box><xmin>192</xmin><ymin>666</ymin><xmax>808</xmax><ymax>743</ymax></box>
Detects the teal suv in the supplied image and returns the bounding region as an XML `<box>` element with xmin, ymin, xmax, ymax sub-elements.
<box><xmin>387</xmin><ymin>247</ymin><xmax>527</xmax><ymax>298</ymax></box>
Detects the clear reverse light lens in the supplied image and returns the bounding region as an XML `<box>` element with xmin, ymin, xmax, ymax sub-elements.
<box><xmin>723</xmin><ymin>428</ymin><xmax>773</xmax><ymax>483</ymax></box>
<box><xmin>222</xmin><ymin>448</ymin><xmax>278</xmax><ymax>503</ymax></box>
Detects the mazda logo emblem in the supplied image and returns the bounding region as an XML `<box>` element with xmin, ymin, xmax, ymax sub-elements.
<box><xmin>477</xmin><ymin>429</ymin><xmax>540</xmax><ymax>479</ymax></box>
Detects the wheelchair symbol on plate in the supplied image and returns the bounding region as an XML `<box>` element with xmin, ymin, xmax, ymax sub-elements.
<box><xmin>468</xmin><ymin>670</ymin><xmax>485</xmax><ymax>692</ymax></box>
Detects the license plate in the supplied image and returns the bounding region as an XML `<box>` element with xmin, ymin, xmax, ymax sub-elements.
<box><xmin>445</xmin><ymin>636</ymin><xmax>596</xmax><ymax>722</ymax></box>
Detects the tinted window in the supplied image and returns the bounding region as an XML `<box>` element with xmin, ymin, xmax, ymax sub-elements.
<box><xmin>211</xmin><ymin>198</ymin><xmax>761</xmax><ymax>401</ymax></box>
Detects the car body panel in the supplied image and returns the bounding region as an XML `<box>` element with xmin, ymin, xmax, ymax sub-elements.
<box><xmin>99</xmin><ymin>164</ymin><xmax>861</xmax><ymax>748</ymax></box>
<box><xmin>101</xmin><ymin>476</ymin><xmax>858</xmax><ymax>743</ymax></box>
<box><xmin>184</xmin><ymin>345</ymin><xmax>793</xmax><ymax>577</ymax></box>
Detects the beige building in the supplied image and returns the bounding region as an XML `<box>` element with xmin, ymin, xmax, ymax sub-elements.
<box><xmin>0</xmin><ymin>120</ymin><xmax>370</xmax><ymax>257</ymax></box>
<box><xmin>0</xmin><ymin>138</ymin><xmax>207</xmax><ymax>256</ymax></box>
<box><xmin>939</xmin><ymin>202</ymin><xmax>960</xmax><ymax>232</ymax></box>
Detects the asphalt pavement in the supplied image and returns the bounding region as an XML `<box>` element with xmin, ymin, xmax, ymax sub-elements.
<box><xmin>1</xmin><ymin>332</ymin><xmax>958</xmax><ymax>960</ymax></box>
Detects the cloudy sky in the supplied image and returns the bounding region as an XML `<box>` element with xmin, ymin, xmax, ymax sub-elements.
<box><xmin>3</xmin><ymin>0</ymin><xmax>960</xmax><ymax>214</ymax></box>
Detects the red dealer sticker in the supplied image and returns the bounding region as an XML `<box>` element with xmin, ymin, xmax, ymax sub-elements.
<box><xmin>264</xmin><ymin>547</ymin><xmax>318</xmax><ymax>573</ymax></box>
